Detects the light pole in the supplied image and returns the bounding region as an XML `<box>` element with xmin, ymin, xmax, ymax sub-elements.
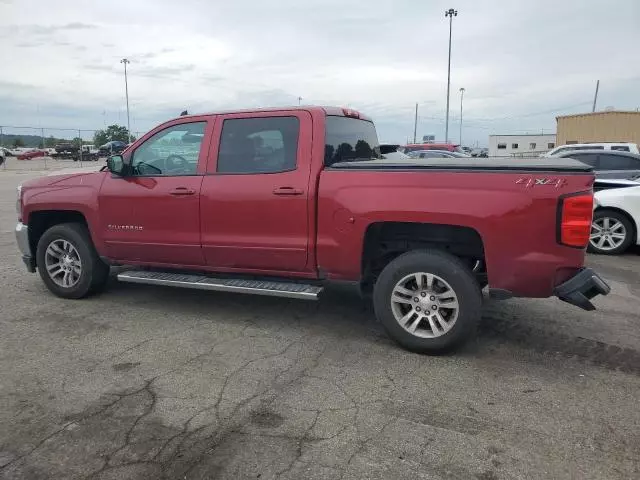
<box><xmin>120</xmin><ymin>58</ymin><xmax>132</xmax><ymax>143</ymax></box>
<box><xmin>413</xmin><ymin>103</ymin><xmax>418</xmax><ymax>143</ymax></box>
<box><xmin>298</xmin><ymin>96</ymin><xmax>302</xmax><ymax>106</ymax></box>
<box><xmin>459</xmin><ymin>87</ymin><xmax>465</xmax><ymax>146</ymax></box>
<box><xmin>444</xmin><ymin>8</ymin><xmax>457</xmax><ymax>144</ymax></box>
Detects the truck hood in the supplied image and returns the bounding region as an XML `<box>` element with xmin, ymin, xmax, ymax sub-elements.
<box><xmin>22</xmin><ymin>167</ymin><xmax>105</xmax><ymax>188</ymax></box>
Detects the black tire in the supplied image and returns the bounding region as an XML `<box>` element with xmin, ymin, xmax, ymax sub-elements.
<box><xmin>373</xmin><ymin>250</ymin><xmax>482</xmax><ymax>354</ymax></box>
<box><xmin>588</xmin><ymin>209</ymin><xmax>634</xmax><ymax>255</ymax></box>
<box><xmin>36</xmin><ymin>223</ymin><xmax>110</xmax><ymax>299</ymax></box>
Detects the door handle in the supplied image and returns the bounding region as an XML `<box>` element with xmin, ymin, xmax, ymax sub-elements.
<box><xmin>273</xmin><ymin>186</ymin><xmax>304</xmax><ymax>196</ymax></box>
<box><xmin>169</xmin><ymin>187</ymin><xmax>196</xmax><ymax>196</ymax></box>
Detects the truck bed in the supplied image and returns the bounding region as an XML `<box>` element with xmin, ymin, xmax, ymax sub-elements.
<box><xmin>329</xmin><ymin>157</ymin><xmax>592</xmax><ymax>173</ymax></box>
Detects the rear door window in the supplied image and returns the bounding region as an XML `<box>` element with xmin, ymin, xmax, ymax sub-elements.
<box><xmin>569</xmin><ymin>153</ymin><xmax>599</xmax><ymax>167</ymax></box>
<box><xmin>610</xmin><ymin>146</ymin><xmax>630</xmax><ymax>152</ymax></box>
<box><xmin>325</xmin><ymin>116</ymin><xmax>381</xmax><ymax>166</ymax></box>
<box><xmin>598</xmin><ymin>154</ymin><xmax>640</xmax><ymax>170</ymax></box>
<box><xmin>217</xmin><ymin>116</ymin><xmax>299</xmax><ymax>174</ymax></box>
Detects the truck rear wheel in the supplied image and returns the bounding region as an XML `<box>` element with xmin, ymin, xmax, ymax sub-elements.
<box><xmin>373</xmin><ymin>250</ymin><xmax>482</xmax><ymax>354</ymax></box>
<box><xmin>36</xmin><ymin>223</ymin><xmax>109</xmax><ymax>299</ymax></box>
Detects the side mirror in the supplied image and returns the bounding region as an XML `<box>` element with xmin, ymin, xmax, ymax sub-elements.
<box><xmin>107</xmin><ymin>155</ymin><xmax>126</xmax><ymax>176</ymax></box>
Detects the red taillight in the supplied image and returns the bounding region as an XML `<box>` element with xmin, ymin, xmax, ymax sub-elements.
<box><xmin>558</xmin><ymin>193</ymin><xmax>593</xmax><ymax>247</ymax></box>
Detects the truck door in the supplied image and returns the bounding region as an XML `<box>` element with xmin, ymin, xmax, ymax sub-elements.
<box><xmin>98</xmin><ymin>118</ymin><xmax>213</xmax><ymax>265</ymax></box>
<box><xmin>200</xmin><ymin>111</ymin><xmax>312</xmax><ymax>273</ymax></box>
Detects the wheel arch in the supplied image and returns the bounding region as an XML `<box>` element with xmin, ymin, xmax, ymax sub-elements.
<box><xmin>361</xmin><ymin>221</ymin><xmax>487</xmax><ymax>292</ymax></box>
<box><xmin>27</xmin><ymin>210</ymin><xmax>89</xmax><ymax>266</ymax></box>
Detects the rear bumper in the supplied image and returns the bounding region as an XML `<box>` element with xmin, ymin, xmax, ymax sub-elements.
<box><xmin>15</xmin><ymin>222</ymin><xmax>36</xmax><ymax>273</ymax></box>
<box><xmin>553</xmin><ymin>268</ymin><xmax>610</xmax><ymax>311</ymax></box>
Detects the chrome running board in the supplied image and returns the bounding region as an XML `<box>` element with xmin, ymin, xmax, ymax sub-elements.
<box><xmin>117</xmin><ymin>270</ymin><xmax>323</xmax><ymax>300</ymax></box>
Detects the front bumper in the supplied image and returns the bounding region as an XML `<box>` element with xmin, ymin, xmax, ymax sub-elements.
<box><xmin>554</xmin><ymin>268</ymin><xmax>610</xmax><ymax>311</ymax></box>
<box><xmin>15</xmin><ymin>222</ymin><xmax>35</xmax><ymax>273</ymax></box>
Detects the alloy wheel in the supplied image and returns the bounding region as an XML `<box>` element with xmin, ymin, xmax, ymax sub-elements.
<box><xmin>44</xmin><ymin>239</ymin><xmax>82</xmax><ymax>288</ymax></box>
<box><xmin>590</xmin><ymin>217</ymin><xmax>627</xmax><ymax>251</ymax></box>
<box><xmin>390</xmin><ymin>272</ymin><xmax>459</xmax><ymax>338</ymax></box>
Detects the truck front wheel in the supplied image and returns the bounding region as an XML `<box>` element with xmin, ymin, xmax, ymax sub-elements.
<box><xmin>36</xmin><ymin>223</ymin><xmax>110</xmax><ymax>299</ymax></box>
<box><xmin>373</xmin><ymin>250</ymin><xmax>482</xmax><ymax>354</ymax></box>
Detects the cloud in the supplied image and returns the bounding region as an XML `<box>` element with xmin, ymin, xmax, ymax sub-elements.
<box><xmin>1</xmin><ymin>0</ymin><xmax>639</xmax><ymax>145</ymax></box>
<box><xmin>135</xmin><ymin>64</ymin><xmax>196</xmax><ymax>78</ymax></box>
<box><xmin>4</xmin><ymin>22</ymin><xmax>96</xmax><ymax>37</ymax></box>
<box><xmin>61</xmin><ymin>22</ymin><xmax>94</xmax><ymax>30</ymax></box>
<box><xmin>15</xmin><ymin>41</ymin><xmax>45</xmax><ymax>48</ymax></box>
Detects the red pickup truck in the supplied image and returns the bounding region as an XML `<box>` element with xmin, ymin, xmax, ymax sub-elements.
<box><xmin>14</xmin><ymin>106</ymin><xmax>610</xmax><ymax>353</ymax></box>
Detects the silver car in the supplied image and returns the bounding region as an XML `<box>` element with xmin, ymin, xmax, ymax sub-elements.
<box><xmin>556</xmin><ymin>150</ymin><xmax>640</xmax><ymax>180</ymax></box>
<box><xmin>407</xmin><ymin>150</ymin><xmax>471</xmax><ymax>159</ymax></box>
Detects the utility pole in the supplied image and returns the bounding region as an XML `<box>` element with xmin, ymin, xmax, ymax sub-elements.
<box><xmin>298</xmin><ymin>96</ymin><xmax>302</xmax><ymax>106</ymax></box>
<box><xmin>41</xmin><ymin>127</ymin><xmax>46</xmax><ymax>169</ymax></box>
<box><xmin>459</xmin><ymin>87</ymin><xmax>465</xmax><ymax>146</ymax></box>
<box><xmin>592</xmin><ymin>80</ymin><xmax>600</xmax><ymax>113</ymax></box>
<box><xmin>0</xmin><ymin>126</ymin><xmax>4</xmax><ymax>170</ymax></box>
<box><xmin>78</xmin><ymin>129</ymin><xmax>83</xmax><ymax>164</ymax></box>
<box><xmin>413</xmin><ymin>103</ymin><xmax>418</xmax><ymax>143</ymax></box>
<box><xmin>120</xmin><ymin>58</ymin><xmax>132</xmax><ymax>143</ymax></box>
<box><xmin>444</xmin><ymin>8</ymin><xmax>458</xmax><ymax>143</ymax></box>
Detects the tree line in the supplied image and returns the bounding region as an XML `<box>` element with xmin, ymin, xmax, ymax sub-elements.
<box><xmin>0</xmin><ymin>125</ymin><xmax>135</xmax><ymax>149</ymax></box>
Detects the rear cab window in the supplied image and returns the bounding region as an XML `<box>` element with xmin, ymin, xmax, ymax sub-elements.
<box><xmin>325</xmin><ymin>116</ymin><xmax>381</xmax><ymax>166</ymax></box>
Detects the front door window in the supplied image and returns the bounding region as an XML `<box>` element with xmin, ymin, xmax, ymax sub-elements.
<box><xmin>131</xmin><ymin>122</ymin><xmax>206</xmax><ymax>176</ymax></box>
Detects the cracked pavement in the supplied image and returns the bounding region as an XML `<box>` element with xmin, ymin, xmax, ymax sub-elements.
<box><xmin>1</xmin><ymin>170</ymin><xmax>640</xmax><ymax>479</ymax></box>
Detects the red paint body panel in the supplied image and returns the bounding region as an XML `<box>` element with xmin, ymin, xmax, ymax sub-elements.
<box><xmin>18</xmin><ymin>106</ymin><xmax>594</xmax><ymax>300</ymax></box>
<box><xmin>317</xmin><ymin>169</ymin><xmax>592</xmax><ymax>297</ymax></box>
<box><xmin>200</xmin><ymin>110</ymin><xmax>314</xmax><ymax>272</ymax></box>
<box><xmin>22</xmin><ymin>172</ymin><xmax>107</xmax><ymax>252</ymax></box>
<box><xmin>98</xmin><ymin>175</ymin><xmax>205</xmax><ymax>264</ymax></box>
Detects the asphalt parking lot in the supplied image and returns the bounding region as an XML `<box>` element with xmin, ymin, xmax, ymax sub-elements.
<box><xmin>1</xmin><ymin>167</ymin><xmax>639</xmax><ymax>480</ymax></box>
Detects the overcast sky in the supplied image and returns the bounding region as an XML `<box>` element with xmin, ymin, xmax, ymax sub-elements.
<box><xmin>1</xmin><ymin>0</ymin><xmax>639</xmax><ymax>145</ymax></box>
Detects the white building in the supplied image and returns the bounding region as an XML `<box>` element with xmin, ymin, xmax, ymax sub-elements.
<box><xmin>488</xmin><ymin>134</ymin><xmax>556</xmax><ymax>157</ymax></box>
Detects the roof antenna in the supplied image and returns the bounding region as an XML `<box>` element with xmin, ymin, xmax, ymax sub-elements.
<box><xmin>180</xmin><ymin>110</ymin><xmax>189</xmax><ymax>116</ymax></box>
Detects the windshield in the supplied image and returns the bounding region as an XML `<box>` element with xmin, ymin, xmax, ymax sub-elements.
<box><xmin>324</xmin><ymin>116</ymin><xmax>381</xmax><ymax>166</ymax></box>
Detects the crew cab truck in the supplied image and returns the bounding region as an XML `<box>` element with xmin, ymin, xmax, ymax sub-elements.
<box><xmin>14</xmin><ymin>106</ymin><xmax>610</xmax><ymax>353</ymax></box>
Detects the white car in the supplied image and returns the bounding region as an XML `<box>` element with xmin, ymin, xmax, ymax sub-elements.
<box><xmin>545</xmin><ymin>142</ymin><xmax>639</xmax><ymax>157</ymax></box>
<box><xmin>591</xmin><ymin>182</ymin><xmax>640</xmax><ymax>254</ymax></box>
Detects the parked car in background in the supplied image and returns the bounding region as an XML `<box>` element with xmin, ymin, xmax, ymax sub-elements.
<box><xmin>85</xmin><ymin>144</ymin><xmax>100</xmax><ymax>155</ymax></box>
<box><xmin>591</xmin><ymin>182</ymin><xmax>640</xmax><ymax>255</ymax></box>
<box><xmin>54</xmin><ymin>143</ymin><xmax>79</xmax><ymax>155</ymax></box>
<box><xmin>545</xmin><ymin>142</ymin><xmax>639</xmax><ymax>157</ymax></box>
<box><xmin>408</xmin><ymin>150</ymin><xmax>471</xmax><ymax>159</ymax></box>
<box><xmin>73</xmin><ymin>145</ymin><xmax>101</xmax><ymax>161</ymax></box>
<box><xmin>400</xmin><ymin>143</ymin><xmax>465</xmax><ymax>154</ymax></box>
<box><xmin>556</xmin><ymin>150</ymin><xmax>640</xmax><ymax>180</ymax></box>
<box><xmin>379</xmin><ymin>145</ymin><xmax>411</xmax><ymax>161</ymax></box>
<box><xmin>11</xmin><ymin>148</ymin><xmax>32</xmax><ymax>156</ymax></box>
<box><xmin>98</xmin><ymin>141</ymin><xmax>128</xmax><ymax>155</ymax></box>
<box><xmin>470</xmin><ymin>148</ymin><xmax>489</xmax><ymax>157</ymax></box>
<box><xmin>0</xmin><ymin>149</ymin><xmax>5</xmax><ymax>166</ymax></box>
<box><xmin>17</xmin><ymin>149</ymin><xmax>46</xmax><ymax>160</ymax></box>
